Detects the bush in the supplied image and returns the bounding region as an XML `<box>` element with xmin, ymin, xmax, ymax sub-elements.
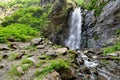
<box><xmin>2</xmin><ymin>6</ymin><xmax>48</xmax><ymax>30</ymax></box>
<box><xmin>103</xmin><ymin>41</ymin><xmax>120</xmax><ymax>54</ymax></box>
<box><xmin>0</xmin><ymin>0</ymin><xmax>40</xmax><ymax>8</ymax></box>
<box><xmin>0</xmin><ymin>23</ymin><xmax>39</xmax><ymax>43</ymax></box>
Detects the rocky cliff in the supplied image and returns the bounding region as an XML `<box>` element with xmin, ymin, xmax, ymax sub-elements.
<box><xmin>82</xmin><ymin>0</ymin><xmax>120</xmax><ymax>50</ymax></box>
<box><xmin>40</xmin><ymin>0</ymin><xmax>77</xmax><ymax>45</ymax></box>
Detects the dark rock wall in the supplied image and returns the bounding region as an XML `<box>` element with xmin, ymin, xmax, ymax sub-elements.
<box><xmin>82</xmin><ymin>0</ymin><xmax>120</xmax><ymax>50</ymax></box>
<box><xmin>40</xmin><ymin>0</ymin><xmax>76</xmax><ymax>45</ymax></box>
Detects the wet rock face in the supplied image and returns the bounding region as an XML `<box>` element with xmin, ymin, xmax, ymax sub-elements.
<box><xmin>83</xmin><ymin>0</ymin><xmax>120</xmax><ymax>50</ymax></box>
<box><xmin>40</xmin><ymin>0</ymin><xmax>76</xmax><ymax>45</ymax></box>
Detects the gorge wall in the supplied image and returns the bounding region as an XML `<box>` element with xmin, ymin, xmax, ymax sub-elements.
<box><xmin>82</xmin><ymin>0</ymin><xmax>120</xmax><ymax>50</ymax></box>
<box><xmin>40</xmin><ymin>0</ymin><xmax>120</xmax><ymax>50</ymax></box>
<box><xmin>40</xmin><ymin>0</ymin><xmax>77</xmax><ymax>45</ymax></box>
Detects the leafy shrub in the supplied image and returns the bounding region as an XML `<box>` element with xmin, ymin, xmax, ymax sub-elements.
<box><xmin>0</xmin><ymin>0</ymin><xmax>40</xmax><ymax>8</ymax></box>
<box><xmin>2</xmin><ymin>6</ymin><xmax>48</xmax><ymax>30</ymax></box>
<box><xmin>0</xmin><ymin>23</ymin><xmax>39</xmax><ymax>43</ymax></box>
<box><xmin>103</xmin><ymin>41</ymin><xmax>120</xmax><ymax>54</ymax></box>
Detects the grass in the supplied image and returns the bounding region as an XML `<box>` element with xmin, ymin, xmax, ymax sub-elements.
<box><xmin>8</xmin><ymin>53</ymin><xmax>19</xmax><ymax>60</ymax></box>
<box><xmin>9</xmin><ymin>65</ymin><xmax>22</xmax><ymax>76</ymax></box>
<box><xmin>115</xmin><ymin>29</ymin><xmax>120</xmax><ymax>35</ymax></box>
<box><xmin>9</xmin><ymin>58</ymin><xmax>34</xmax><ymax>77</ymax></box>
<box><xmin>21</xmin><ymin>58</ymin><xmax>34</xmax><ymax>66</ymax></box>
<box><xmin>103</xmin><ymin>41</ymin><xmax>120</xmax><ymax>54</ymax></box>
<box><xmin>0</xmin><ymin>55</ymin><xmax>3</xmax><ymax>61</ymax></box>
<box><xmin>0</xmin><ymin>23</ymin><xmax>39</xmax><ymax>43</ymax></box>
<box><xmin>34</xmin><ymin>59</ymin><xmax>70</xmax><ymax>80</ymax></box>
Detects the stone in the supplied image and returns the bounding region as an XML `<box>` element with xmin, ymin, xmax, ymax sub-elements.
<box><xmin>43</xmin><ymin>71</ymin><xmax>60</xmax><ymax>80</ymax></box>
<box><xmin>46</xmin><ymin>52</ymin><xmax>57</xmax><ymax>58</ymax></box>
<box><xmin>3</xmin><ymin>54</ymin><xmax>8</xmax><ymax>59</ymax></box>
<box><xmin>58</xmin><ymin>68</ymin><xmax>75</xmax><ymax>80</ymax></box>
<box><xmin>80</xmin><ymin>66</ymin><xmax>91</xmax><ymax>74</ymax></box>
<box><xmin>0</xmin><ymin>64</ymin><xmax>4</xmax><ymax>69</ymax></box>
<box><xmin>9</xmin><ymin>43</ymin><xmax>18</xmax><ymax>49</ymax></box>
<box><xmin>7</xmin><ymin>37</ymin><xmax>15</xmax><ymax>42</ymax></box>
<box><xmin>83</xmin><ymin>0</ymin><xmax>120</xmax><ymax>50</ymax></box>
<box><xmin>31</xmin><ymin>38</ymin><xmax>42</xmax><ymax>46</ymax></box>
<box><xmin>17</xmin><ymin>66</ymin><xmax>24</xmax><ymax>74</ymax></box>
<box><xmin>0</xmin><ymin>46</ymin><xmax>10</xmax><ymax>50</ymax></box>
<box><xmin>16</xmin><ymin>53</ymin><xmax>25</xmax><ymax>59</ymax></box>
<box><xmin>55</xmin><ymin>47</ymin><xmax>68</xmax><ymax>54</ymax></box>
<box><xmin>28</xmin><ymin>56</ymin><xmax>37</xmax><ymax>63</ymax></box>
<box><xmin>37</xmin><ymin>45</ymin><xmax>45</xmax><ymax>49</ymax></box>
<box><xmin>92</xmin><ymin>56</ymin><xmax>98</xmax><ymax>59</ymax></box>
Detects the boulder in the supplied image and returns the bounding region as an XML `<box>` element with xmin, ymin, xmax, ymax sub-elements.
<box><xmin>46</xmin><ymin>52</ymin><xmax>57</xmax><ymax>58</ymax></box>
<box><xmin>31</xmin><ymin>38</ymin><xmax>43</xmax><ymax>46</ymax></box>
<box><xmin>55</xmin><ymin>47</ymin><xmax>68</xmax><ymax>54</ymax></box>
<box><xmin>17</xmin><ymin>66</ymin><xmax>24</xmax><ymax>74</ymax></box>
<box><xmin>57</xmin><ymin>68</ymin><xmax>75</xmax><ymax>80</ymax></box>
<box><xmin>43</xmin><ymin>71</ymin><xmax>60</xmax><ymax>80</ymax></box>
<box><xmin>37</xmin><ymin>45</ymin><xmax>45</xmax><ymax>49</ymax></box>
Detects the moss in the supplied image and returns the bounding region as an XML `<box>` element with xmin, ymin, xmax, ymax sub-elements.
<box><xmin>8</xmin><ymin>53</ymin><xmax>18</xmax><ymax>60</ymax></box>
<box><xmin>103</xmin><ymin>41</ymin><xmax>120</xmax><ymax>54</ymax></box>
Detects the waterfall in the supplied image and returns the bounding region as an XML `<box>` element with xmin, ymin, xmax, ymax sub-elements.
<box><xmin>65</xmin><ymin>7</ymin><xmax>82</xmax><ymax>50</ymax></box>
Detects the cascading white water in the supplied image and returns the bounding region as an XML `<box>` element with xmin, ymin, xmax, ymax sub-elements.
<box><xmin>65</xmin><ymin>7</ymin><xmax>82</xmax><ymax>50</ymax></box>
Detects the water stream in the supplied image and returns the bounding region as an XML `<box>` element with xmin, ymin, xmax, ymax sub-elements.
<box><xmin>65</xmin><ymin>7</ymin><xmax>120</xmax><ymax>80</ymax></box>
<box><xmin>65</xmin><ymin>7</ymin><xmax>82</xmax><ymax>50</ymax></box>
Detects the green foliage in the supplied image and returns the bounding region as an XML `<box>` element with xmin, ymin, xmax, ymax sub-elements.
<box><xmin>103</xmin><ymin>41</ymin><xmax>120</xmax><ymax>54</ymax></box>
<box><xmin>115</xmin><ymin>29</ymin><xmax>120</xmax><ymax>35</ymax></box>
<box><xmin>8</xmin><ymin>53</ymin><xmax>18</xmax><ymax>60</ymax></box>
<box><xmin>9</xmin><ymin>65</ymin><xmax>22</xmax><ymax>76</ymax></box>
<box><xmin>21</xmin><ymin>64</ymin><xmax>31</xmax><ymax>71</ymax></box>
<box><xmin>21</xmin><ymin>58</ymin><xmax>34</xmax><ymax>66</ymax></box>
<box><xmin>0</xmin><ymin>23</ymin><xmax>38</xmax><ymax>43</ymax></box>
<box><xmin>34</xmin><ymin>59</ymin><xmax>69</xmax><ymax>80</ymax></box>
<box><xmin>9</xmin><ymin>58</ymin><xmax>34</xmax><ymax>77</ymax></box>
<box><xmin>0</xmin><ymin>0</ymin><xmax>40</xmax><ymax>8</ymax></box>
<box><xmin>0</xmin><ymin>55</ymin><xmax>3</xmax><ymax>61</ymax></box>
<box><xmin>2</xmin><ymin>6</ymin><xmax>48</xmax><ymax>31</ymax></box>
<box><xmin>76</xmin><ymin>0</ymin><xmax>109</xmax><ymax>16</ymax></box>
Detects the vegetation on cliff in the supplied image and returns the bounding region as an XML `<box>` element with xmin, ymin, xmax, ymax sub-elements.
<box><xmin>76</xmin><ymin>0</ymin><xmax>109</xmax><ymax>16</ymax></box>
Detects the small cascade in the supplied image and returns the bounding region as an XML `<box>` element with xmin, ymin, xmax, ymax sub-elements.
<box><xmin>65</xmin><ymin>7</ymin><xmax>82</xmax><ymax>50</ymax></box>
<box><xmin>65</xmin><ymin>7</ymin><xmax>120</xmax><ymax>80</ymax></box>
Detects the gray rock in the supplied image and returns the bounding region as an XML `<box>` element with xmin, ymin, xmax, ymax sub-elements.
<box><xmin>46</xmin><ymin>52</ymin><xmax>57</xmax><ymax>58</ymax></box>
<box><xmin>0</xmin><ymin>64</ymin><xmax>4</xmax><ymax>69</ymax></box>
<box><xmin>55</xmin><ymin>47</ymin><xmax>68</xmax><ymax>54</ymax></box>
<box><xmin>31</xmin><ymin>38</ymin><xmax>43</xmax><ymax>46</ymax></box>
<box><xmin>82</xmin><ymin>0</ymin><xmax>120</xmax><ymax>50</ymax></box>
<box><xmin>42</xmin><ymin>71</ymin><xmax>60</xmax><ymax>80</ymax></box>
<box><xmin>17</xmin><ymin>66</ymin><xmax>24</xmax><ymax>74</ymax></box>
<box><xmin>37</xmin><ymin>45</ymin><xmax>45</xmax><ymax>49</ymax></box>
<box><xmin>58</xmin><ymin>68</ymin><xmax>75</xmax><ymax>80</ymax></box>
